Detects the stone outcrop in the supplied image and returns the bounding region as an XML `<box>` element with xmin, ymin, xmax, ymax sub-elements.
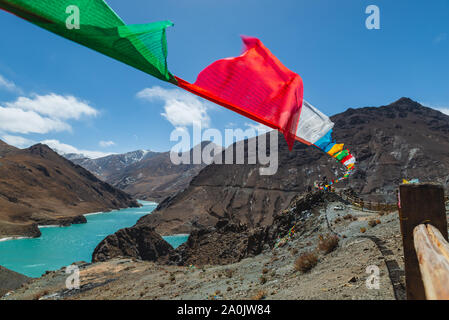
<box><xmin>92</xmin><ymin>224</ymin><xmax>175</xmax><ymax>263</ymax></box>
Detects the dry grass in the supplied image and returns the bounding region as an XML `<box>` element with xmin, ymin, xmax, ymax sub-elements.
<box><xmin>251</xmin><ymin>289</ymin><xmax>267</xmax><ymax>300</ymax></box>
<box><xmin>294</xmin><ymin>251</ymin><xmax>318</xmax><ymax>273</ymax></box>
<box><xmin>32</xmin><ymin>289</ymin><xmax>49</xmax><ymax>300</ymax></box>
<box><xmin>317</xmin><ymin>234</ymin><xmax>339</xmax><ymax>254</ymax></box>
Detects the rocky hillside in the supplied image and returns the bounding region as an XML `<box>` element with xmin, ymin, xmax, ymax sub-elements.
<box><xmin>3</xmin><ymin>191</ymin><xmax>411</xmax><ymax>300</ymax></box>
<box><xmin>0</xmin><ymin>142</ymin><xmax>139</xmax><ymax>238</ymax></box>
<box><xmin>0</xmin><ymin>266</ymin><xmax>30</xmax><ymax>297</ymax></box>
<box><xmin>138</xmin><ymin>98</ymin><xmax>449</xmax><ymax>235</ymax></box>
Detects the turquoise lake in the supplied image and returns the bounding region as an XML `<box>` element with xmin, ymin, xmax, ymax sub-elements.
<box><xmin>0</xmin><ymin>201</ymin><xmax>188</xmax><ymax>278</ymax></box>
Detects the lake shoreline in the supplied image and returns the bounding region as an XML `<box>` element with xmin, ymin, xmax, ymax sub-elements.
<box><xmin>0</xmin><ymin>201</ymin><xmax>190</xmax><ymax>278</ymax></box>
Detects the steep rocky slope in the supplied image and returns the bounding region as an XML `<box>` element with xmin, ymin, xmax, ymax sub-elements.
<box><xmin>138</xmin><ymin>98</ymin><xmax>449</xmax><ymax>235</ymax></box>
<box><xmin>0</xmin><ymin>142</ymin><xmax>139</xmax><ymax>238</ymax></box>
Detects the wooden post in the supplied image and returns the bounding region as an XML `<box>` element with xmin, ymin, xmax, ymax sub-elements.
<box><xmin>399</xmin><ymin>184</ymin><xmax>448</xmax><ymax>300</ymax></box>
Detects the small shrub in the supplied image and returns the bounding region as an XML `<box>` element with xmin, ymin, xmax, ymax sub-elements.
<box><xmin>169</xmin><ymin>273</ymin><xmax>176</xmax><ymax>282</ymax></box>
<box><xmin>159</xmin><ymin>282</ymin><xmax>165</xmax><ymax>288</ymax></box>
<box><xmin>375</xmin><ymin>219</ymin><xmax>381</xmax><ymax>224</ymax></box>
<box><xmin>360</xmin><ymin>227</ymin><xmax>366</xmax><ymax>233</ymax></box>
<box><xmin>343</xmin><ymin>214</ymin><xmax>353</xmax><ymax>220</ymax></box>
<box><xmin>294</xmin><ymin>252</ymin><xmax>318</xmax><ymax>273</ymax></box>
<box><xmin>251</xmin><ymin>290</ymin><xmax>267</xmax><ymax>300</ymax></box>
<box><xmin>32</xmin><ymin>290</ymin><xmax>49</xmax><ymax>300</ymax></box>
<box><xmin>290</xmin><ymin>248</ymin><xmax>299</xmax><ymax>256</ymax></box>
<box><xmin>227</xmin><ymin>286</ymin><xmax>232</xmax><ymax>292</ymax></box>
<box><xmin>224</xmin><ymin>268</ymin><xmax>234</xmax><ymax>278</ymax></box>
<box><xmin>259</xmin><ymin>276</ymin><xmax>267</xmax><ymax>285</ymax></box>
<box><xmin>32</xmin><ymin>293</ymin><xmax>42</xmax><ymax>300</ymax></box>
<box><xmin>368</xmin><ymin>220</ymin><xmax>377</xmax><ymax>228</ymax></box>
<box><xmin>317</xmin><ymin>234</ymin><xmax>339</xmax><ymax>254</ymax></box>
<box><xmin>262</xmin><ymin>268</ymin><xmax>269</xmax><ymax>274</ymax></box>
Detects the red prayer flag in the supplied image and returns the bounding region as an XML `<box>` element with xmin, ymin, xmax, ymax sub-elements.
<box><xmin>175</xmin><ymin>36</ymin><xmax>303</xmax><ymax>150</ymax></box>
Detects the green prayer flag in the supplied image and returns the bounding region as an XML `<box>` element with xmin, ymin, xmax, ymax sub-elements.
<box><xmin>0</xmin><ymin>0</ymin><xmax>174</xmax><ymax>82</ymax></box>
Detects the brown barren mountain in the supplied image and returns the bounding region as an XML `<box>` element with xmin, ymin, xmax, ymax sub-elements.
<box><xmin>137</xmin><ymin>98</ymin><xmax>449</xmax><ymax>235</ymax></box>
<box><xmin>0</xmin><ymin>142</ymin><xmax>139</xmax><ymax>238</ymax></box>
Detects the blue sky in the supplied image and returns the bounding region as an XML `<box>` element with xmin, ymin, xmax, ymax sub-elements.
<box><xmin>0</xmin><ymin>0</ymin><xmax>448</xmax><ymax>156</ymax></box>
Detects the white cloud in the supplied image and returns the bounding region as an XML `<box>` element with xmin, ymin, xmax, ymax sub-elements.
<box><xmin>0</xmin><ymin>94</ymin><xmax>98</xmax><ymax>135</ymax></box>
<box><xmin>99</xmin><ymin>140</ymin><xmax>115</xmax><ymax>147</ymax></box>
<box><xmin>5</xmin><ymin>94</ymin><xmax>98</xmax><ymax>120</ymax></box>
<box><xmin>0</xmin><ymin>74</ymin><xmax>21</xmax><ymax>93</ymax></box>
<box><xmin>41</xmin><ymin>139</ymin><xmax>113</xmax><ymax>159</ymax></box>
<box><xmin>0</xmin><ymin>106</ymin><xmax>70</xmax><ymax>134</ymax></box>
<box><xmin>421</xmin><ymin>102</ymin><xmax>449</xmax><ymax>116</ymax></box>
<box><xmin>436</xmin><ymin>108</ymin><xmax>449</xmax><ymax>116</ymax></box>
<box><xmin>1</xmin><ymin>135</ymin><xmax>35</xmax><ymax>148</ymax></box>
<box><xmin>137</xmin><ymin>86</ymin><xmax>211</xmax><ymax>128</ymax></box>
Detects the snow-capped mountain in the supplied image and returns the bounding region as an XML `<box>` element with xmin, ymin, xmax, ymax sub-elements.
<box><xmin>67</xmin><ymin>150</ymin><xmax>159</xmax><ymax>179</ymax></box>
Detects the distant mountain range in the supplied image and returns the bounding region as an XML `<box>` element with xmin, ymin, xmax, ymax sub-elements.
<box><xmin>135</xmin><ymin>98</ymin><xmax>449</xmax><ymax>235</ymax></box>
<box><xmin>67</xmin><ymin>142</ymin><xmax>213</xmax><ymax>202</ymax></box>
<box><xmin>67</xmin><ymin>150</ymin><xmax>159</xmax><ymax>180</ymax></box>
<box><xmin>0</xmin><ymin>142</ymin><xmax>139</xmax><ymax>238</ymax></box>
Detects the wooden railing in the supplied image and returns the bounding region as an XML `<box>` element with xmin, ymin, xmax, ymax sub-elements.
<box><xmin>398</xmin><ymin>184</ymin><xmax>449</xmax><ymax>300</ymax></box>
<box><xmin>413</xmin><ymin>224</ymin><xmax>449</xmax><ymax>300</ymax></box>
<box><xmin>337</xmin><ymin>192</ymin><xmax>398</xmax><ymax>212</ymax></box>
